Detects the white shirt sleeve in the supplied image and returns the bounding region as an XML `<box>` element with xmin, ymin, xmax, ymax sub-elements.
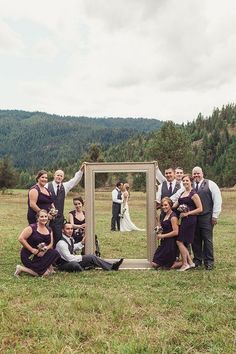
<box><xmin>63</xmin><ymin>170</ymin><xmax>83</xmax><ymax>195</ymax></box>
<box><xmin>56</xmin><ymin>240</ymin><xmax>82</xmax><ymax>262</ymax></box>
<box><xmin>209</xmin><ymin>180</ymin><xmax>222</xmax><ymax>218</ymax></box>
<box><xmin>156</xmin><ymin>167</ymin><xmax>166</xmax><ymax>184</ymax></box>
<box><xmin>155</xmin><ymin>184</ymin><xmax>162</xmax><ymax>203</ymax></box>
<box><xmin>112</xmin><ymin>189</ymin><xmax>123</xmax><ymax>204</ymax></box>
<box><xmin>170</xmin><ymin>187</ymin><xmax>185</xmax><ymax>203</ymax></box>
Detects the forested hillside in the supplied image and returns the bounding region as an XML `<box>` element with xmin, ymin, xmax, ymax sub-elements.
<box><xmin>1</xmin><ymin>104</ymin><xmax>236</xmax><ymax>188</ymax></box>
<box><xmin>105</xmin><ymin>104</ymin><xmax>236</xmax><ymax>187</ymax></box>
<box><xmin>0</xmin><ymin>110</ymin><xmax>162</xmax><ymax>170</ymax></box>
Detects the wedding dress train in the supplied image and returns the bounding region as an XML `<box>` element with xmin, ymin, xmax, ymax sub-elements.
<box><xmin>120</xmin><ymin>201</ymin><xmax>145</xmax><ymax>232</ymax></box>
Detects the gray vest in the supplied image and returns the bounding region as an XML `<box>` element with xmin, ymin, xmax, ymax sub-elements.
<box><xmin>161</xmin><ymin>180</ymin><xmax>181</xmax><ymax>200</ymax></box>
<box><xmin>196</xmin><ymin>179</ymin><xmax>213</xmax><ymax>216</ymax></box>
<box><xmin>47</xmin><ymin>182</ymin><xmax>65</xmax><ymax>217</ymax></box>
<box><xmin>61</xmin><ymin>235</ymin><xmax>74</xmax><ymax>254</ymax></box>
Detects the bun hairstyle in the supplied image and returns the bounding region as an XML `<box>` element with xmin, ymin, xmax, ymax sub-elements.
<box><xmin>73</xmin><ymin>196</ymin><xmax>84</xmax><ymax>206</ymax></box>
<box><xmin>161</xmin><ymin>197</ymin><xmax>173</xmax><ymax>208</ymax></box>
<box><xmin>182</xmin><ymin>174</ymin><xmax>194</xmax><ymax>183</ymax></box>
<box><xmin>36</xmin><ymin>170</ymin><xmax>47</xmax><ymax>182</ymax></box>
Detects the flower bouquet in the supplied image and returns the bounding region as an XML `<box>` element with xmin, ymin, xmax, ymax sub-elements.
<box><xmin>153</xmin><ymin>225</ymin><xmax>163</xmax><ymax>235</ymax></box>
<box><xmin>177</xmin><ymin>204</ymin><xmax>189</xmax><ymax>225</ymax></box>
<box><xmin>29</xmin><ymin>242</ymin><xmax>48</xmax><ymax>260</ymax></box>
<box><xmin>48</xmin><ymin>207</ymin><xmax>58</xmax><ymax>219</ymax></box>
<box><xmin>119</xmin><ymin>207</ymin><xmax>126</xmax><ymax>218</ymax></box>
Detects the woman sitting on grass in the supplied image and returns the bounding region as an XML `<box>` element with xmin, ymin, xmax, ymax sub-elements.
<box><xmin>14</xmin><ymin>209</ymin><xmax>60</xmax><ymax>277</ymax></box>
<box><xmin>152</xmin><ymin>197</ymin><xmax>179</xmax><ymax>269</ymax></box>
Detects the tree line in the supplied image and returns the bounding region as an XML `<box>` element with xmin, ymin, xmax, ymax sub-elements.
<box><xmin>0</xmin><ymin>104</ymin><xmax>236</xmax><ymax>191</ymax></box>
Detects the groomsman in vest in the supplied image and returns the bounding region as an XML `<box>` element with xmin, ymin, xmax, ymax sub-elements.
<box><xmin>156</xmin><ymin>163</ymin><xmax>184</xmax><ymax>186</ymax></box>
<box><xmin>156</xmin><ymin>167</ymin><xmax>181</xmax><ymax>210</ymax></box>
<box><xmin>56</xmin><ymin>223</ymin><xmax>124</xmax><ymax>271</ymax></box>
<box><xmin>192</xmin><ymin>166</ymin><xmax>222</xmax><ymax>270</ymax></box>
<box><xmin>46</xmin><ymin>163</ymin><xmax>85</xmax><ymax>246</ymax></box>
<box><xmin>111</xmin><ymin>181</ymin><xmax>123</xmax><ymax>231</ymax></box>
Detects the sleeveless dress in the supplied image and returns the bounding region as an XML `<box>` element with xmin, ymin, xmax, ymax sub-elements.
<box><xmin>20</xmin><ymin>224</ymin><xmax>60</xmax><ymax>276</ymax></box>
<box><xmin>120</xmin><ymin>195</ymin><xmax>145</xmax><ymax>232</ymax></box>
<box><xmin>69</xmin><ymin>210</ymin><xmax>85</xmax><ymax>243</ymax></box>
<box><xmin>177</xmin><ymin>189</ymin><xmax>197</xmax><ymax>244</ymax></box>
<box><xmin>27</xmin><ymin>184</ymin><xmax>53</xmax><ymax>224</ymax></box>
<box><xmin>152</xmin><ymin>212</ymin><xmax>178</xmax><ymax>267</ymax></box>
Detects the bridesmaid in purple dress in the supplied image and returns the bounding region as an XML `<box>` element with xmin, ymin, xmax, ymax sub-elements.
<box><xmin>27</xmin><ymin>170</ymin><xmax>54</xmax><ymax>224</ymax></box>
<box><xmin>68</xmin><ymin>196</ymin><xmax>86</xmax><ymax>243</ymax></box>
<box><xmin>176</xmin><ymin>174</ymin><xmax>203</xmax><ymax>271</ymax></box>
<box><xmin>15</xmin><ymin>209</ymin><xmax>60</xmax><ymax>277</ymax></box>
<box><xmin>152</xmin><ymin>197</ymin><xmax>179</xmax><ymax>269</ymax></box>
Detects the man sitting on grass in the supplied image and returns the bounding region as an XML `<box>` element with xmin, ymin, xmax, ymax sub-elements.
<box><xmin>56</xmin><ymin>222</ymin><xmax>123</xmax><ymax>272</ymax></box>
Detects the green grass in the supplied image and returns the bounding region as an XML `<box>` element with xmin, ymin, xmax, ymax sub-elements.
<box><xmin>0</xmin><ymin>190</ymin><xmax>235</xmax><ymax>353</ymax></box>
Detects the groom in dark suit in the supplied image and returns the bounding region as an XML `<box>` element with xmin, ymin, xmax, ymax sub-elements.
<box><xmin>111</xmin><ymin>181</ymin><xmax>123</xmax><ymax>231</ymax></box>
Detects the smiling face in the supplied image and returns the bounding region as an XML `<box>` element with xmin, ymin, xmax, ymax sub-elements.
<box><xmin>165</xmin><ymin>168</ymin><xmax>175</xmax><ymax>182</ymax></box>
<box><xmin>175</xmin><ymin>168</ymin><xmax>184</xmax><ymax>182</ymax></box>
<box><xmin>161</xmin><ymin>197</ymin><xmax>173</xmax><ymax>213</ymax></box>
<box><xmin>192</xmin><ymin>167</ymin><xmax>204</xmax><ymax>183</ymax></box>
<box><xmin>54</xmin><ymin>170</ymin><xmax>65</xmax><ymax>184</ymax></box>
<box><xmin>182</xmin><ymin>175</ymin><xmax>192</xmax><ymax>189</ymax></box>
<box><xmin>161</xmin><ymin>200</ymin><xmax>171</xmax><ymax>213</ymax></box>
<box><xmin>74</xmin><ymin>199</ymin><xmax>83</xmax><ymax>210</ymax></box>
<box><xmin>37</xmin><ymin>210</ymin><xmax>48</xmax><ymax>224</ymax></box>
<box><xmin>63</xmin><ymin>223</ymin><xmax>74</xmax><ymax>238</ymax></box>
<box><xmin>37</xmin><ymin>173</ymin><xmax>48</xmax><ymax>187</ymax></box>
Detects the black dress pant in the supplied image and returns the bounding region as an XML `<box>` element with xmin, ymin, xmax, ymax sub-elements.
<box><xmin>50</xmin><ymin>215</ymin><xmax>64</xmax><ymax>247</ymax></box>
<box><xmin>111</xmin><ymin>203</ymin><xmax>121</xmax><ymax>231</ymax></box>
<box><xmin>192</xmin><ymin>213</ymin><xmax>214</xmax><ymax>267</ymax></box>
<box><xmin>57</xmin><ymin>259</ymin><xmax>83</xmax><ymax>272</ymax></box>
<box><xmin>57</xmin><ymin>255</ymin><xmax>113</xmax><ymax>272</ymax></box>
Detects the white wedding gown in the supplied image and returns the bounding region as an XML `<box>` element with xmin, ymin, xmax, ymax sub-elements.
<box><xmin>120</xmin><ymin>197</ymin><xmax>145</xmax><ymax>232</ymax></box>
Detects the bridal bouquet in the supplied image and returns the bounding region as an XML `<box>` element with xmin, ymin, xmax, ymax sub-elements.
<box><xmin>119</xmin><ymin>207</ymin><xmax>126</xmax><ymax>218</ymax></box>
<box><xmin>29</xmin><ymin>242</ymin><xmax>48</xmax><ymax>260</ymax></box>
<box><xmin>177</xmin><ymin>204</ymin><xmax>189</xmax><ymax>225</ymax></box>
<box><xmin>48</xmin><ymin>207</ymin><xmax>58</xmax><ymax>219</ymax></box>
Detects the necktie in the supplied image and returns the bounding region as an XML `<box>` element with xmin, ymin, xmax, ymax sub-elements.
<box><xmin>195</xmin><ymin>182</ymin><xmax>199</xmax><ymax>192</ymax></box>
<box><xmin>56</xmin><ymin>184</ymin><xmax>60</xmax><ymax>196</ymax></box>
<box><xmin>70</xmin><ymin>238</ymin><xmax>74</xmax><ymax>254</ymax></box>
<box><xmin>168</xmin><ymin>182</ymin><xmax>172</xmax><ymax>195</ymax></box>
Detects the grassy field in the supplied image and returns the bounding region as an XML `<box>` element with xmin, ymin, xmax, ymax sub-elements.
<box><xmin>0</xmin><ymin>190</ymin><xmax>235</xmax><ymax>353</ymax></box>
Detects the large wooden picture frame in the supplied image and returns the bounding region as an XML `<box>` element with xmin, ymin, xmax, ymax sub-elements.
<box><xmin>84</xmin><ymin>162</ymin><xmax>157</xmax><ymax>269</ymax></box>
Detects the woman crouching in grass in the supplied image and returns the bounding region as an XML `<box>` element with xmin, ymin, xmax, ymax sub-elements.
<box><xmin>152</xmin><ymin>197</ymin><xmax>179</xmax><ymax>269</ymax></box>
<box><xmin>14</xmin><ymin>209</ymin><xmax>60</xmax><ymax>277</ymax></box>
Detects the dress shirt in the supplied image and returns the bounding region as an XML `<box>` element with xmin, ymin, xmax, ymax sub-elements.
<box><xmin>112</xmin><ymin>188</ymin><xmax>123</xmax><ymax>204</ymax></box>
<box><xmin>56</xmin><ymin>235</ymin><xmax>84</xmax><ymax>262</ymax></box>
<box><xmin>170</xmin><ymin>186</ymin><xmax>185</xmax><ymax>203</ymax></box>
<box><xmin>193</xmin><ymin>179</ymin><xmax>222</xmax><ymax>218</ymax></box>
<box><xmin>156</xmin><ymin>167</ymin><xmax>166</xmax><ymax>184</ymax></box>
<box><xmin>45</xmin><ymin>170</ymin><xmax>83</xmax><ymax>196</ymax></box>
<box><xmin>156</xmin><ymin>180</ymin><xmax>178</xmax><ymax>203</ymax></box>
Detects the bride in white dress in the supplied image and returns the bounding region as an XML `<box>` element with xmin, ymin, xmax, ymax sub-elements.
<box><xmin>120</xmin><ymin>183</ymin><xmax>145</xmax><ymax>232</ymax></box>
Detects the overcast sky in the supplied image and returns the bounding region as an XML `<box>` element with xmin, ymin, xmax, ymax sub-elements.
<box><xmin>0</xmin><ymin>0</ymin><xmax>236</xmax><ymax>123</ymax></box>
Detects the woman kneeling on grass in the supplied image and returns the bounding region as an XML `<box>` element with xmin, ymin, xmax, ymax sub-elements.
<box><xmin>152</xmin><ymin>197</ymin><xmax>179</xmax><ymax>269</ymax></box>
<box><xmin>14</xmin><ymin>209</ymin><xmax>60</xmax><ymax>277</ymax></box>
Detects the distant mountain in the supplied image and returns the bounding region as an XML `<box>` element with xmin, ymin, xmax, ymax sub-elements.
<box><xmin>0</xmin><ymin>110</ymin><xmax>163</xmax><ymax>170</ymax></box>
